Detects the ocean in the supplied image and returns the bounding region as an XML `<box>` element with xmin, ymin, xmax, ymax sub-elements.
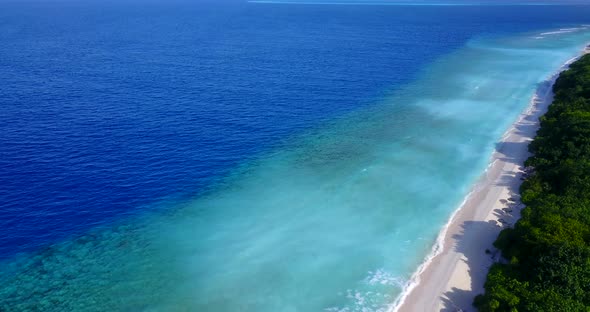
<box><xmin>1</xmin><ymin>1</ymin><xmax>590</xmax><ymax>311</ymax></box>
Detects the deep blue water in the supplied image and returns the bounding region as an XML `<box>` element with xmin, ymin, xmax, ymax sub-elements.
<box><xmin>1</xmin><ymin>0</ymin><xmax>588</xmax><ymax>258</ymax></box>
<box><xmin>2</xmin><ymin>1</ymin><xmax>590</xmax><ymax>311</ymax></box>
<box><xmin>1</xmin><ymin>1</ymin><xmax>451</xmax><ymax>257</ymax></box>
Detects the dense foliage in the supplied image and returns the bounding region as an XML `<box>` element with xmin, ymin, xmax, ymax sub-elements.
<box><xmin>474</xmin><ymin>54</ymin><xmax>590</xmax><ymax>312</ymax></box>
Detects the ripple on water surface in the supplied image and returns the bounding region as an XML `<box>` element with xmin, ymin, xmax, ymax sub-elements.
<box><xmin>3</xmin><ymin>28</ymin><xmax>590</xmax><ymax>311</ymax></box>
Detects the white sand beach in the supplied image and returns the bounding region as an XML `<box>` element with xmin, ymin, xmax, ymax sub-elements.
<box><xmin>395</xmin><ymin>47</ymin><xmax>590</xmax><ymax>312</ymax></box>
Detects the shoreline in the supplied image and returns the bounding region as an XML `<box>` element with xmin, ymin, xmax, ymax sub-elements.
<box><xmin>391</xmin><ymin>45</ymin><xmax>590</xmax><ymax>312</ymax></box>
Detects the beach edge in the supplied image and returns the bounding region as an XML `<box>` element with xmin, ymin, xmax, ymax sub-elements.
<box><xmin>390</xmin><ymin>43</ymin><xmax>590</xmax><ymax>312</ymax></box>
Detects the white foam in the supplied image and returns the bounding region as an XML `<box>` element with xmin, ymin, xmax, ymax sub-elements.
<box><xmin>539</xmin><ymin>26</ymin><xmax>588</xmax><ymax>36</ymax></box>
<box><xmin>365</xmin><ymin>269</ymin><xmax>406</xmax><ymax>287</ymax></box>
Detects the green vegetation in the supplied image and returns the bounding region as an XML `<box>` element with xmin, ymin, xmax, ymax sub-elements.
<box><xmin>474</xmin><ymin>53</ymin><xmax>590</xmax><ymax>312</ymax></box>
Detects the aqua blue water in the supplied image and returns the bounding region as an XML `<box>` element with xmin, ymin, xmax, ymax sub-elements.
<box><xmin>2</xmin><ymin>1</ymin><xmax>590</xmax><ymax>311</ymax></box>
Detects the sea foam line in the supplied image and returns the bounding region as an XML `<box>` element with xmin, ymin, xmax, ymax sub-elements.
<box><xmin>540</xmin><ymin>26</ymin><xmax>589</xmax><ymax>36</ymax></box>
<box><xmin>387</xmin><ymin>188</ymin><xmax>475</xmax><ymax>312</ymax></box>
<box><xmin>387</xmin><ymin>42</ymin><xmax>590</xmax><ymax>312</ymax></box>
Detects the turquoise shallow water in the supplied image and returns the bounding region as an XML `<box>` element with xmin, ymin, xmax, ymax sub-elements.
<box><xmin>2</xmin><ymin>27</ymin><xmax>590</xmax><ymax>311</ymax></box>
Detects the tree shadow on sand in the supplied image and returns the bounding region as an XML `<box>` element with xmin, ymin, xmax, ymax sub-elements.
<box><xmin>494</xmin><ymin>140</ymin><xmax>533</xmax><ymax>168</ymax></box>
<box><xmin>493</xmin><ymin>79</ymin><xmax>548</xmax><ymax>167</ymax></box>
<box><xmin>438</xmin><ymin>220</ymin><xmax>501</xmax><ymax>312</ymax></box>
<box><xmin>434</xmin><ymin>78</ymin><xmax>553</xmax><ymax>311</ymax></box>
<box><xmin>439</xmin><ymin>139</ymin><xmax>532</xmax><ymax>311</ymax></box>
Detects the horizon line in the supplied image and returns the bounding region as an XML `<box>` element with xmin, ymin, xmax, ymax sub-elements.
<box><xmin>247</xmin><ymin>1</ymin><xmax>589</xmax><ymax>6</ymax></box>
